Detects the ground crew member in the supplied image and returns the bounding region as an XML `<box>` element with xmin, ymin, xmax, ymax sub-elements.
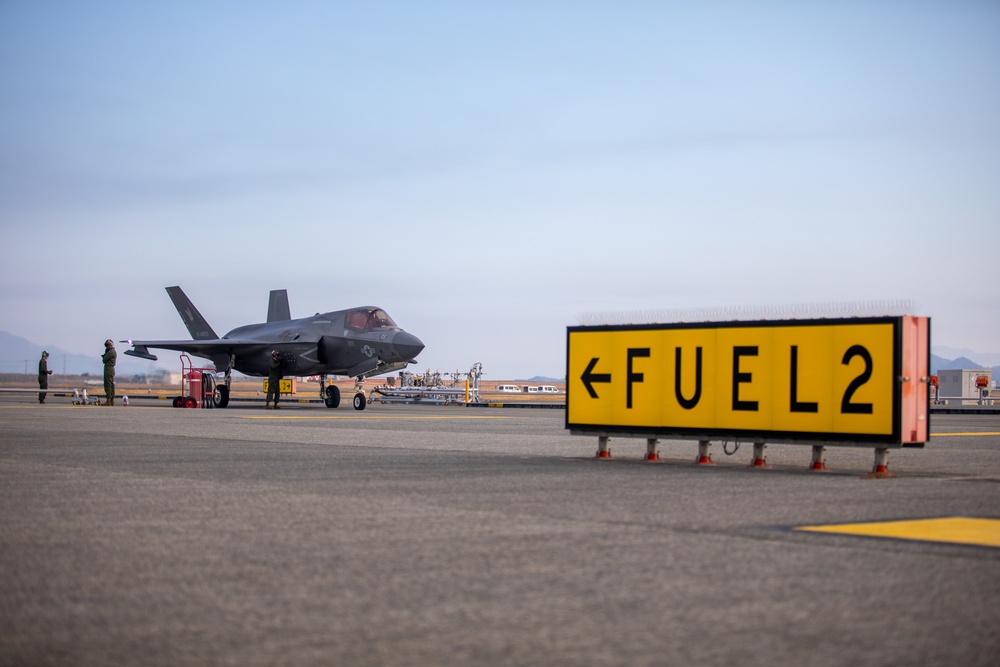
<box><xmin>102</xmin><ymin>339</ymin><xmax>116</xmax><ymax>406</ymax></box>
<box><xmin>266</xmin><ymin>349</ymin><xmax>283</xmax><ymax>409</ymax></box>
<box><xmin>38</xmin><ymin>350</ymin><xmax>53</xmax><ymax>404</ymax></box>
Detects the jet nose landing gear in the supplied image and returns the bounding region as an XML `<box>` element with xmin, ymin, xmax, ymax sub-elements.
<box><xmin>352</xmin><ymin>375</ymin><xmax>368</xmax><ymax>411</ymax></box>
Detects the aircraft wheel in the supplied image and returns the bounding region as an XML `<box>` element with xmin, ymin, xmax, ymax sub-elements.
<box><xmin>324</xmin><ymin>385</ymin><xmax>340</xmax><ymax>409</ymax></box>
<box><xmin>215</xmin><ymin>385</ymin><xmax>230</xmax><ymax>408</ymax></box>
<box><xmin>353</xmin><ymin>392</ymin><xmax>367</xmax><ymax>411</ymax></box>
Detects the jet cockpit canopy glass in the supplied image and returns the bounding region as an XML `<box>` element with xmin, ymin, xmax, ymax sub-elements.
<box><xmin>345</xmin><ymin>308</ymin><xmax>398</xmax><ymax>331</ymax></box>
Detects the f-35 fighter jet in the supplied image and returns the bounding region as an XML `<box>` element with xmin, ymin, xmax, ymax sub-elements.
<box><xmin>124</xmin><ymin>286</ymin><xmax>424</xmax><ymax>410</ymax></box>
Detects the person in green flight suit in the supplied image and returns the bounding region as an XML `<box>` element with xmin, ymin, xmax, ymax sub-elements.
<box><xmin>38</xmin><ymin>350</ymin><xmax>53</xmax><ymax>404</ymax></box>
<box><xmin>101</xmin><ymin>339</ymin><xmax>117</xmax><ymax>406</ymax></box>
<box><xmin>266</xmin><ymin>349</ymin><xmax>283</xmax><ymax>409</ymax></box>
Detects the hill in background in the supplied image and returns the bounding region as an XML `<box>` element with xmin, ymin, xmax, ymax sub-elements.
<box><xmin>0</xmin><ymin>331</ymin><xmax>163</xmax><ymax>377</ymax></box>
<box><xmin>931</xmin><ymin>353</ymin><xmax>1000</xmax><ymax>380</ymax></box>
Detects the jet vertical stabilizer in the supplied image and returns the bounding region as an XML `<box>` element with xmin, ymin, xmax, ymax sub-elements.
<box><xmin>267</xmin><ymin>289</ymin><xmax>291</xmax><ymax>322</ymax></box>
<box><xmin>166</xmin><ymin>286</ymin><xmax>219</xmax><ymax>340</ymax></box>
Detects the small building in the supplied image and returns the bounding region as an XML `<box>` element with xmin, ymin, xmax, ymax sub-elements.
<box><xmin>937</xmin><ymin>369</ymin><xmax>993</xmax><ymax>405</ymax></box>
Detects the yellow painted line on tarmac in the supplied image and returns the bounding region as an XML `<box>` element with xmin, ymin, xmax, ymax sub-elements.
<box><xmin>932</xmin><ymin>432</ymin><xmax>1000</xmax><ymax>437</ymax></box>
<box><xmin>796</xmin><ymin>517</ymin><xmax>1000</xmax><ymax>548</ymax></box>
<box><xmin>240</xmin><ymin>414</ymin><xmax>511</xmax><ymax>420</ymax></box>
<box><xmin>0</xmin><ymin>405</ymin><xmax>105</xmax><ymax>409</ymax></box>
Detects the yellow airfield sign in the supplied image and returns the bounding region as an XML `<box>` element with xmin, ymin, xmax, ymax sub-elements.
<box><xmin>566</xmin><ymin>317</ymin><xmax>930</xmax><ymax>445</ymax></box>
<box><xmin>263</xmin><ymin>379</ymin><xmax>295</xmax><ymax>394</ymax></box>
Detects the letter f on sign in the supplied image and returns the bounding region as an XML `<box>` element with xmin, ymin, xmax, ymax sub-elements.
<box><xmin>627</xmin><ymin>348</ymin><xmax>650</xmax><ymax>409</ymax></box>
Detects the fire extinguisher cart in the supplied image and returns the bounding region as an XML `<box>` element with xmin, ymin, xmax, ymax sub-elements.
<box><xmin>173</xmin><ymin>353</ymin><xmax>218</xmax><ymax>409</ymax></box>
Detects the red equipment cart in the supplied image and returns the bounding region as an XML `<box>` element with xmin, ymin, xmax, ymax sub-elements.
<box><xmin>173</xmin><ymin>354</ymin><xmax>218</xmax><ymax>409</ymax></box>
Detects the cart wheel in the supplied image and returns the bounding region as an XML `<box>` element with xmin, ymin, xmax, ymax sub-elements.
<box><xmin>353</xmin><ymin>392</ymin><xmax>367</xmax><ymax>411</ymax></box>
<box><xmin>324</xmin><ymin>385</ymin><xmax>341</xmax><ymax>409</ymax></box>
<box><xmin>203</xmin><ymin>377</ymin><xmax>215</xmax><ymax>409</ymax></box>
<box><xmin>173</xmin><ymin>396</ymin><xmax>182</xmax><ymax>408</ymax></box>
<box><xmin>184</xmin><ymin>396</ymin><xmax>197</xmax><ymax>409</ymax></box>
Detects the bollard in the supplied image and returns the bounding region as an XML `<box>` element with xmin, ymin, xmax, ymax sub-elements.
<box><xmin>749</xmin><ymin>441</ymin><xmax>768</xmax><ymax>468</ymax></box>
<box><xmin>644</xmin><ymin>438</ymin><xmax>660</xmax><ymax>462</ymax></box>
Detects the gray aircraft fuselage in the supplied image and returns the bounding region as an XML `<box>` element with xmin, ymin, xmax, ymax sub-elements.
<box><xmin>222</xmin><ymin>308</ymin><xmax>424</xmax><ymax>377</ymax></box>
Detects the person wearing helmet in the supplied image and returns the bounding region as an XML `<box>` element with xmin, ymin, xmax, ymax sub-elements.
<box><xmin>101</xmin><ymin>339</ymin><xmax>117</xmax><ymax>406</ymax></box>
<box><xmin>266</xmin><ymin>349</ymin><xmax>283</xmax><ymax>409</ymax></box>
<box><xmin>38</xmin><ymin>350</ymin><xmax>53</xmax><ymax>404</ymax></box>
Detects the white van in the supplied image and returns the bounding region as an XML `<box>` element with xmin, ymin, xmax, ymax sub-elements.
<box><xmin>524</xmin><ymin>386</ymin><xmax>540</xmax><ymax>393</ymax></box>
<box><xmin>496</xmin><ymin>385</ymin><xmax>521</xmax><ymax>393</ymax></box>
<box><xmin>538</xmin><ymin>385</ymin><xmax>559</xmax><ymax>393</ymax></box>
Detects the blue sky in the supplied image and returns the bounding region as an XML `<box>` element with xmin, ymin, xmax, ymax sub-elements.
<box><xmin>1</xmin><ymin>1</ymin><xmax>998</xmax><ymax>379</ymax></box>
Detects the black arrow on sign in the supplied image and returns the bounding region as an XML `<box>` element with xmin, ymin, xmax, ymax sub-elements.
<box><xmin>581</xmin><ymin>357</ymin><xmax>612</xmax><ymax>398</ymax></box>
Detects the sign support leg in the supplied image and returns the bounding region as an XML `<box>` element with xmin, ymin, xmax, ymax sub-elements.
<box><xmin>644</xmin><ymin>438</ymin><xmax>660</xmax><ymax>462</ymax></box>
<box><xmin>864</xmin><ymin>447</ymin><xmax>896</xmax><ymax>479</ymax></box>
<box><xmin>696</xmin><ymin>439</ymin><xmax>714</xmax><ymax>465</ymax></box>
<box><xmin>809</xmin><ymin>445</ymin><xmax>828</xmax><ymax>471</ymax></box>
<box><xmin>750</xmin><ymin>441</ymin><xmax>768</xmax><ymax>468</ymax></box>
<box><xmin>595</xmin><ymin>436</ymin><xmax>612</xmax><ymax>459</ymax></box>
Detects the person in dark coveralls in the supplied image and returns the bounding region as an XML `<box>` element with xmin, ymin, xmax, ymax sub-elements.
<box><xmin>266</xmin><ymin>349</ymin><xmax>283</xmax><ymax>409</ymax></box>
<box><xmin>101</xmin><ymin>339</ymin><xmax>117</xmax><ymax>406</ymax></box>
<box><xmin>38</xmin><ymin>350</ymin><xmax>53</xmax><ymax>403</ymax></box>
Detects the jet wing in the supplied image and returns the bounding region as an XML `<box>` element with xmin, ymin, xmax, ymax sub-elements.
<box><xmin>123</xmin><ymin>339</ymin><xmax>270</xmax><ymax>366</ymax></box>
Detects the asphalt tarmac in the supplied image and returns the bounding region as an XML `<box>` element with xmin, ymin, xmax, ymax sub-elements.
<box><xmin>1</xmin><ymin>397</ymin><xmax>998</xmax><ymax>667</ymax></box>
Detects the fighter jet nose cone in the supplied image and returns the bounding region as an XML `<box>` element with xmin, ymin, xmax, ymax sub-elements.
<box><xmin>393</xmin><ymin>331</ymin><xmax>424</xmax><ymax>360</ymax></box>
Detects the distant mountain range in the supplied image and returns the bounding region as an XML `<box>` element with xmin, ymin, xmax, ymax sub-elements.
<box><xmin>1</xmin><ymin>331</ymin><xmax>996</xmax><ymax>381</ymax></box>
<box><xmin>932</xmin><ymin>347</ymin><xmax>1000</xmax><ymax>367</ymax></box>
<box><xmin>0</xmin><ymin>331</ymin><xmax>163</xmax><ymax>377</ymax></box>
<box><xmin>930</xmin><ymin>346</ymin><xmax>998</xmax><ymax>377</ymax></box>
<box><xmin>931</xmin><ymin>355</ymin><xmax>999</xmax><ymax>378</ymax></box>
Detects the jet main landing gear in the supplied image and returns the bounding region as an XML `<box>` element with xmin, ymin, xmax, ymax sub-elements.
<box><xmin>324</xmin><ymin>384</ymin><xmax>341</xmax><ymax>408</ymax></box>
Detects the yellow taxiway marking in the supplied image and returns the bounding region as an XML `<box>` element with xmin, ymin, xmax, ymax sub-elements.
<box><xmin>932</xmin><ymin>432</ymin><xmax>1000</xmax><ymax>437</ymax></box>
<box><xmin>0</xmin><ymin>405</ymin><xmax>106</xmax><ymax>409</ymax></box>
<box><xmin>796</xmin><ymin>517</ymin><xmax>1000</xmax><ymax>548</ymax></box>
<box><xmin>240</xmin><ymin>414</ymin><xmax>511</xmax><ymax>420</ymax></box>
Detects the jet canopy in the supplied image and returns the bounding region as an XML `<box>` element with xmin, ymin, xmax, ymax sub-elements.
<box><xmin>345</xmin><ymin>308</ymin><xmax>398</xmax><ymax>331</ymax></box>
